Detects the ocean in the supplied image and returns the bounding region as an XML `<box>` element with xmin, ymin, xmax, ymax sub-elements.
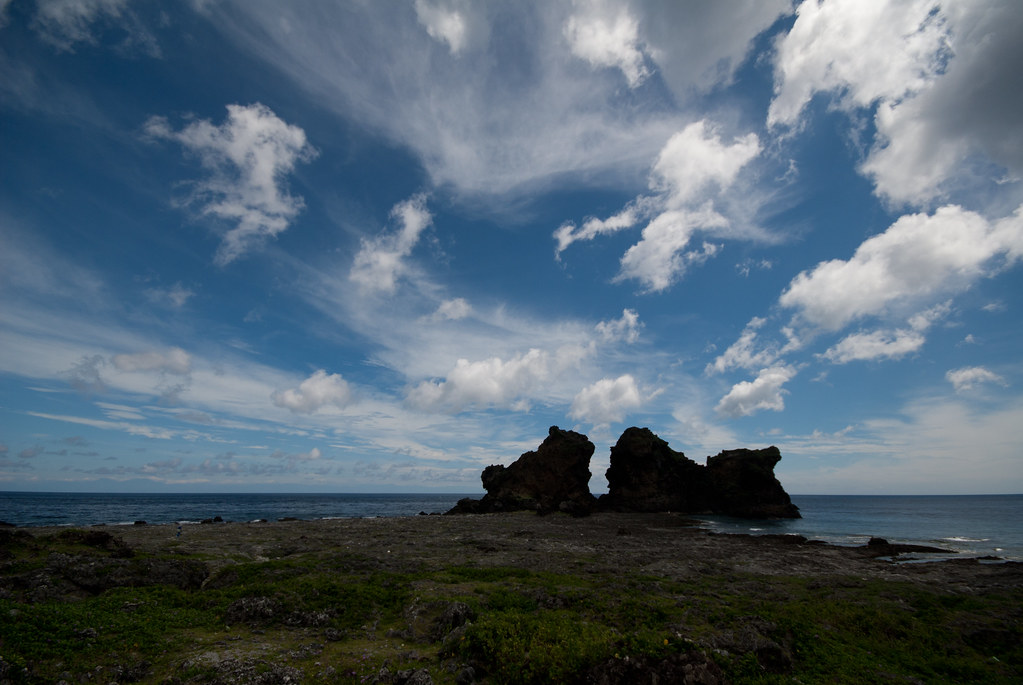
<box><xmin>2</xmin><ymin>492</ymin><xmax>1021</xmax><ymax>561</ymax></box>
<box><xmin>693</xmin><ymin>494</ymin><xmax>1023</xmax><ymax>561</ymax></box>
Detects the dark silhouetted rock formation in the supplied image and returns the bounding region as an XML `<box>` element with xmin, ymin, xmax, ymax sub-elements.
<box><xmin>447</xmin><ymin>426</ymin><xmax>597</xmax><ymax>515</ymax></box>
<box><xmin>705</xmin><ymin>446</ymin><xmax>801</xmax><ymax>518</ymax></box>
<box><xmin>450</xmin><ymin>426</ymin><xmax>799</xmax><ymax>519</ymax></box>
<box><xmin>599</xmin><ymin>427</ymin><xmax>800</xmax><ymax>518</ymax></box>
<box><xmin>599</xmin><ymin>426</ymin><xmax>711</xmax><ymax>513</ymax></box>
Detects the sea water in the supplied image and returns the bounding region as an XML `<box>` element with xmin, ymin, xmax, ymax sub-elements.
<box><xmin>0</xmin><ymin>492</ymin><xmax>472</xmax><ymax>528</ymax></box>
<box><xmin>2</xmin><ymin>492</ymin><xmax>1021</xmax><ymax>561</ymax></box>
<box><xmin>691</xmin><ymin>494</ymin><xmax>1023</xmax><ymax>561</ymax></box>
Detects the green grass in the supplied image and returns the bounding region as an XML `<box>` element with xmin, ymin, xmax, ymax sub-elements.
<box><xmin>1</xmin><ymin>532</ymin><xmax>1020</xmax><ymax>684</ymax></box>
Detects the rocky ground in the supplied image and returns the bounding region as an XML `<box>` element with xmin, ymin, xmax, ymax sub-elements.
<box><xmin>73</xmin><ymin>512</ymin><xmax>1022</xmax><ymax>590</ymax></box>
<box><xmin>2</xmin><ymin>513</ymin><xmax>1021</xmax><ymax>683</ymax></box>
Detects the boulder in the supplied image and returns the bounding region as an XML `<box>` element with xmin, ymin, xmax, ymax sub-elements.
<box><xmin>599</xmin><ymin>428</ymin><xmax>800</xmax><ymax>519</ymax></box>
<box><xmin>447</xmin><ymin>426</ymin><xmax>597</xmax><ymax>515</ymax></box>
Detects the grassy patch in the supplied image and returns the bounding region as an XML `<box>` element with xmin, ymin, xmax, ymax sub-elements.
<box><xmin>1</xmin><ymin>531</ymin><xmax>1020</xmax><ymax>684</ymax></box>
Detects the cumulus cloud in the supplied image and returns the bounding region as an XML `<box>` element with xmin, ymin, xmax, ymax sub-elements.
<box><xmin>564</xmin><ymin>1</ymin><xmax>650</xmax><ymax>87</ymax></box>
<box><xmin>616</xmin><ymin>218</ymin><xmax>721</xmax><ymax>293</ymax></box>
<box><xmin>770</xmin><ymin>0</ymin><xmax>1023</xmax><ymax>205</ymax></box>
<box><xmin>349</xmin><ymin>195</ymin><xmax>432</xmax><ymax>294</ymax></box>
<box><xmin>407</xmin><ymin>344</ymin><xmax>589</xmax><ymax>413</ymax></box>
<box><xmin>272</xmin><ymin>370</ymin><xmax>353</xmax><ymax>414</ymax></box>
<box><xmin>112</xmin><ymin>348</ymin><xmax>191</xmax><ymax>375</ymax></box>
<box><xmin>595</xmin><ymin>308</ymin><xmax>641</xmax><ymax>344</ymax></box>
<box><xmin>768</xmin><ymin>0</ymin><xmax>948</xmax><ymax>128</ymax></box>
<box><xmin>407</xmin><ymin>349</ymin><xmax>550</xmax><ymax>413</ymax></box>
<box><xmin>821</xmin><ymin>301</ymin><xmax>950</xmax><ymax>364</ymax></box>
<box><xmin>569</xmin><ymin>374</ymin><xmax>642</xmax><ymax>426</ymax></box>
<box><xmin>780</xmin><ymin>205</ymin><xmax>1023</xmax><ymax>331</ymax></box>
<box><xmin>821</xmin><ymin>328</ymin><xmax>926</xmax><ymax>364</ymax></box>
<box><xmin>652</xmin><ymin>121</ymin><xmax>762</xmax><ymax>208</ymax></box>
<box><xmin>861</xmin><ymin>2</ymin><xmax>1023</xmax><ymax>204</ymax></box>
<box><xmin>946</xmin><ymin>366</ymin><xmax>1008</xmax><ymax>393</ymax></box>
<box><xmin>557</xmin><ymin>120</ymin><xmax>761</xmax><ymax>291</ymax></box>
<box><xmin>145</xmin><ymin>103</ymin><xmax>317</xmax><ymax>265</ymax></box>
<box><xmin>715</xmin><ymin>365</ymin><xmax>796</xmax><ymax>418</ymax></box>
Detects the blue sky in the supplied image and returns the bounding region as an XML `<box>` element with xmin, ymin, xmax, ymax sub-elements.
<box><xmin>1</xmin><ymin>0</ymin><xmax>1022</xmax><ymax>495</ymax></box>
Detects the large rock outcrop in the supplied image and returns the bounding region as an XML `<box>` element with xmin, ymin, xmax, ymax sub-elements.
<box><xmin>598</xmin><ymin>426</ymin><xmax>711</xmax><ymax>513</ymax></box>
<box><xmin>447</xmin><ymin>426</ymin><xmax>597</xmax><ymax>516</ymax></box>
<box><xmin>705</xmin><ymin>447</ymin><xmax>801</xmax><ymax>518</ymax></box>
<box><xmin>599</xmin><ymin>427</ymin><xmax>800</xmax><ymax>518</ymax></box>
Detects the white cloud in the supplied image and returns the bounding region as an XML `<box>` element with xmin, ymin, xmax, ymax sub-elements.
<box><xmin>564</xmin><ymin>1</ymin><xmax>649</xmax><ymax>87</ymax></box>
<box><xmin>112</xmin><ymin>348</ymin><xmax>191</xmax><ymax>375</ymax></box>
<box><xmin>414</xmin><ymin>0</ymin><xmax>469</xmax><ymax>55</ymax></box>
<box><xmin>651</xmin><ymin>121</ymin><xmax>761</xmax><ymax>208</ymax></box>
<box><xmin>145</xmin><ymin>103</ymin><xmax>316</xmax><ymax>265</ymax></box>
<box><xmin>558</xmin><ymin>120</ymin><xmax>761</xmax><ymax>292</ymax></box>
<box><xmin>430</xmin><ymin>298</ymin><xmax>472</xmax><ymax>322</ymax></box>
<box><xmin>201</xmin><ymin>2</ymin><xmax>783</xmax><ymax>197</ymax></box>
<box><xmin>768</xmin><ymin>0</ymin><xmax>948</xmax><ymax>128</ymax></box>
<box><xmin>770</xmin><ymin>0</ymin><xmax>1023</xmax><ymax>205</ymax></box>
<box><xmin>708</xmin><ymin>317</ymin><xmax>778</xmax><ymax>374</ymax></box>
<box><xmin>861</xmin><ymin>1</ymin><xmax>1023</xmax><ymax>204</ymax></box>
<box><xmin>554</xmin><ymin>206</ymin><xmax>639</xmax><ymax>257</ymax></box>
<box><xmin>715</xmin><ymin>365</ymin><xmax>797</xmax><ymax>418</ymax></box>
<box><xmin>821</xmin><ymin>328</ymin><xmax>926</xmax><ymax>364</ymax></box>
<box><xmin>617</xmin><ymin>225</ymin><xmax>721</xmax><ymax>292</ymax></box>
<box><xmin>406</xmin><ymin>344</ymin><xmax>591</xmax><ymax>414</ymax></box>
<box><xmin>349</xmin><ymin>195</ymin><xmax>432</xmax><ymax>294</ymax></box>
<box><xmin>569</xmin><ymin>374</ymin><xmax>642</xmax><ymax>426</ymax></box>
<box><xmin>946</xmin><ymin>366</ymin><xmax>1008</xmax><ymax>393</ymax></box>
<box><xmin>271</xmin><ymin>369</ymin><xmax>353</xmax><ymax>414</ymax></box>
<box><xmin>821</xmin><ymin>301</ymin><xmax>950</xmax><ymax>364</ymax></box>
<box><xmin>406</xmin><ymin>348</ymin><xmax>550</xmax><ymax>413</ymax></box>
<box><xmin>28</xmin><ymin>411</ymin><xmax>177</xmax><ymax>440</ymax></box>
<box><xmin>595</xmin><ymin>308</ymin><xmax>641</xmax><ymax>344</ymax></box>
<box><xmin>780</xmin><ymin>205</ymin><xmax>1023</xmax><ymax>331</ymax></box>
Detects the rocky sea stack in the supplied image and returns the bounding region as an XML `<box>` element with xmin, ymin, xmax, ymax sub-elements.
<box><xmin>447</xmin><ymin>426</ymin><xmax>598</xmax><ymax>516</ymax></box>
<box><xmin>449</xmin><ymin>426</ymin><xmax>800</xmax><ymax>518</ymax></box>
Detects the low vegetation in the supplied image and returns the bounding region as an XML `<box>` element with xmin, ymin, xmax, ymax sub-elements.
<box><xmin>0</xmin><ymin>521</ymin><xmax>1019</xmax><ymax>683</ymax></box>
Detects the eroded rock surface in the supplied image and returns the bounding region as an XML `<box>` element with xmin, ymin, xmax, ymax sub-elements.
<box><xmin>447</xmin><ymin>426</ymin><xmax>597</xmax><ymax>515</ymax></box>
<box><xmin>597</xmin><ymin>427</ymin><xmax>799</xmax><ymax>518</ymax></box>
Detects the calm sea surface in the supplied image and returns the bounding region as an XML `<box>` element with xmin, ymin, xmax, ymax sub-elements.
<box><xmin>2</xmin><ymin>492</ymin><xmax>1020</xmax><ymax>561</ymax></box>
<box><xmin>693</xmin><ymin>494</ymin><xmax>1023</xmax><ymax>561</ymax></box>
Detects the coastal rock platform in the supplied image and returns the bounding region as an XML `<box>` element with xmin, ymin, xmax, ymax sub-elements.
<box><xmin>3</xmin><ymin>514</ymin><xmax>1021</xmax><ymax>683</ymax></box>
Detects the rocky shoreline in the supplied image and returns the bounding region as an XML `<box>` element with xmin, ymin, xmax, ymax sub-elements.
<box><xmin>2</xmin><ymin>513</ymin><xmax>1021</xmax><ymax>683</ymax></box>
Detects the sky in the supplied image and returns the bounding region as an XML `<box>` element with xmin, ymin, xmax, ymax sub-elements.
<box><xmin>1</xmin><ymin>0</ymin><xmax>1022</xmax><ymax>496</ymax></box>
